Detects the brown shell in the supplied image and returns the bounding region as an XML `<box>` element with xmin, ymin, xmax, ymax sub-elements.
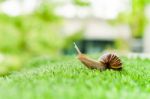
<box><xmin>98</xmin><ymin>53</ymin><xmax>122</xmax><ymax>70</ymax></box>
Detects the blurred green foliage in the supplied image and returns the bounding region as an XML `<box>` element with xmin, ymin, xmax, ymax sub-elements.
<box><xmin>0</xmin><ymin>54</ymin><xmax>21</xmax><ymax>76</ymax></box>
<box><xmin>0</xmin><ymin>1</ymin><xmax>82</xmax><ymax>56</ymax></box>
<box><xmin>130</xmin><ymin>0</ymin><xmax>147</xmax><ymax>38</ymax></box>
<box><xmin>0</xmin><ymin>9</ymin><xmax>62</xmax><ymax>55</ymax></box>
<box><xmin>73</xmin><ymin>0</ymin><xmax>90</xmax><ymax>6</ymax></box>
<box><xmin>108</xmin><ymin>0</ymin><xmax>150</xmax><ymax>38</ymax></box>
<box><xmin>0</xmin><ymin>1</ymin><xmax>83</xmax><ymax>75</ymax></box>
<box><xmin>114</xmin><ymin>38</ymin><xmax>129</xmax><ymax>52</ymax></box>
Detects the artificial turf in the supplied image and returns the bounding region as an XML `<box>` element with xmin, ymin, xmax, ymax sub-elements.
<box><xmin>0</xmin><ymin>56</ymin><xmax>150</xmax><ymax>99</ymax></box>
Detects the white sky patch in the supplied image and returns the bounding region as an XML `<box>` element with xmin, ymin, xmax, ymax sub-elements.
<box><xmin>55</xmin><ymin>0</ymin><xmax>130</xmax><ymax>19</ymax></box>
<box><xmin>76</xmin><ymin>7</ymin><xmax>90</xmax><ymax>18</ymax></box>
<box><xmin>0</xmin><ymin>0</ymin><xmax>130</xmax><ymax>18</ymax></box>
<box><xmin>55</xmin><ymin>3</ymin><xmax>77</xmax><ymax>18</ymax></box>
<box><xmin>90</xmin><ymin>0</ymin><xmax>130</xmax><ymax>19</ymax></box>
<box><xmin>0</xmin><ymin>0</ymin><xmax>38</xmax><ymax>16</ymax></box>
<box><xmin>21</xmin><ymin>0</ymin><xmax>39</xmax><ymax>14</ymax></box>
<box><xmin>0</xmin><ymin>0</ymin><xmax>21</xmax><ymax>16</ymax></box>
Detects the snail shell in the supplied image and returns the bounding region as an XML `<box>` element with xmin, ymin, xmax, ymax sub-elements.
<box><xmin>74</xmin><ymin>43</ymin><xmax>122</xmax><ymax>71</ymax></box>
<box><xmin>98</xmin><ymin>53</ymin><xmax>122</xmax><ymax>70</ymax></box>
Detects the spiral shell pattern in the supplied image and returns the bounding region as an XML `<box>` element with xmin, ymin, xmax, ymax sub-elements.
<box><xmin>98</xmin><ymin>53</ymin><xmax>122</xmax><ymax>70</ymax></box>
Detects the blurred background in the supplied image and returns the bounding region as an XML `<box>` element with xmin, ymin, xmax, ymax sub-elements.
<box><xmin>0</xmin><ymin>0</ymin><xmax>150</xmax><ymax>75</ymax></box>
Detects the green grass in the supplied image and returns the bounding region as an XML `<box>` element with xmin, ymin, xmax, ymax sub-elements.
<box><xmin>0</xmin><ymin>56</ymin><xmax>150</xmax><ymax>99</ymax></box>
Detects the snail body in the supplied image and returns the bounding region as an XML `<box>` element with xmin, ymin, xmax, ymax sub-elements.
<box><xmin>74</xmin><ymin>43</ymin><xmax>122</xmax><ymax>71</ymax></box>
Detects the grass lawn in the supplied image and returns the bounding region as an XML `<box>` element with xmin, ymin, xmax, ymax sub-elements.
<box><xmin>0</xmin><ymin>56</ymin><xmax>150</xmax><ymax>99</ymax></box>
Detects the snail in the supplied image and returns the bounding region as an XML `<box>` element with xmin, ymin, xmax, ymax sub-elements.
<box><xmin>74</xmin><ymin>43</ymin><xmax>122</xmax><ymax>71</ymax></box>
